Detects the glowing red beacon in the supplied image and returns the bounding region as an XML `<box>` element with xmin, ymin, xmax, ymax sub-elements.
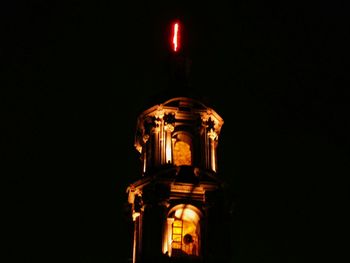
<box><xmin>172</xmin><ymin>22</ymin><xmax>180</xmax><ymax>52</ymax></box>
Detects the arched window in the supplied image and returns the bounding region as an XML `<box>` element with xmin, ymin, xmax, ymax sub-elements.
<box><xmin>173</xmin><ymin>132</ymin><xmax>192</xmax><ymax>166</ymax></box>
<box><xmin>163</xmin><ymin>205</ymin><xmax>202</xmax><ymax>258</ymax></box>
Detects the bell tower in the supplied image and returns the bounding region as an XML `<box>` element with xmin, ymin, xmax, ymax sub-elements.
<box><xmin>126</xmin><ymin>21</ymin><xmax>231</xmax><ymax>263</ymax></box>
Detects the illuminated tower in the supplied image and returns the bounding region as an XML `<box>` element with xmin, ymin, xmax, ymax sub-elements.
<box><xmin>126</xmin><ymin>21</ymin><xmax>231</xmax><ymax>263</ymax></box>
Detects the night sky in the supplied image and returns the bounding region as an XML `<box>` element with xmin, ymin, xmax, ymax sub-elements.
<box><xmin>2</xmin><ymin>1</ymin><xmax>349</xmax><ymax>263</ymax></box>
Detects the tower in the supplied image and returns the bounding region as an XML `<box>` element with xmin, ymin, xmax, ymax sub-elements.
<box><xmin>126</xmin><ymin>21</ymin><xmax>231</xmax><ymax>263</ymax></box>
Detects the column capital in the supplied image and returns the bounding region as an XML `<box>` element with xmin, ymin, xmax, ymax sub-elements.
<box><xmin>164</xmin><ymin>123</ymin><xmax>175</xmax><ymax>132</ymax></box>
<box><xmin>143</xmin><ymin>134</ymin><xmax>150</xmax><ymax>143</ymax></box>
<box><xmin>207</xmin><ymin>129</ymin><xmax>218</xmax><ymax>141</ymax></box>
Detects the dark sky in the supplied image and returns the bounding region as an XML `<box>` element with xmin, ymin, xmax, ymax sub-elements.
<box><xmin>2</xmin><ymin>1</ymin><xmax>349</xmax><ymax>263</ymax></box>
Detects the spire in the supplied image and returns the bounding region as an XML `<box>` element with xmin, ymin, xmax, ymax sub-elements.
<box><xmin>167</xmin><ymin>20</ymin><xmax>193</xmax><ymax>96</ymax></box>
<box><xmin>147</xmin><ymin>19</ymin><xmax>211</xmax><ymax>110</ymax></box>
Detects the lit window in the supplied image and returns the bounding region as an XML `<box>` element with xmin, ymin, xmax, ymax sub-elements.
<box><xmin>173</xmin><ymin>141</ymin><xmax>192</xmax><ymax>166</ymax></box>
<box><xmin>163</xmin><ymin>205</ymin><xmax>201</xmax><ymax>257</ymax></box>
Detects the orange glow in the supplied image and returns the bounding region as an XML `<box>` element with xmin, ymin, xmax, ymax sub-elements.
<box><xmin>172</xmin><ymin>22</ymin><xmax>179</xmax><ymax>52</ymax></box>
<box><xmin>173</xmin><ymin>141</ymin><xmax>191</xmax><ymax>166</ymax></box>
<box><xmin>163</xmin><ymin>218</ymin><xmax>174</xmax><ymax>255</ymax></box>
<box><xmin>211</xmin><ymin>140</ymin><xmax>216</xmax><ymax>172</ymax></box>
<box><xmin>166</xmin><ymin>144</ymin><xmax>172</xmax><ymax>163</ymax></box>
<box><xmin>172</xmin><ymin>209</ymin><xmax>199</xmax><ymax>256</ymax></box>
<box><xmin>165</xmin><ymin>126</ymin><xmax>173</xmax><ymax>164</ymax></box>
<box><xmin>143</xmin><ymin>152</ymin><xmax>147</xmax><ymax>174</ymax></box>
<box><xmin>175</xmin><ymin>208</ymin><xmax>200</xmax><ymax>223</ymax></box>
<box><xmin>132</xmin><ymin>211</ymin><xmax>140</xmax><ymax>221</ymax></box>
<box><xmin>163</xmin><ymin>205</ymin><xmax>202</xmax><ymax>257</ymax></box>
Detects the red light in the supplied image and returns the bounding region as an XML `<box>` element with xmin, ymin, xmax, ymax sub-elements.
<box><xmin>172</xmin><ymin>22</ymin><xmax>180</xmax><ymax>52</ymax></box>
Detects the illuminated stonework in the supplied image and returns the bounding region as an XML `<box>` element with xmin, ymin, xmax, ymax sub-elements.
<box><xmin>127</xmin><ymin>97</ymin><xmax>230</xmax><ymax>263</ymax></box>
<box><xmin>134</xmin><ymin>97</ymin><xmax>223</xmax><ymax>173</ymax></box>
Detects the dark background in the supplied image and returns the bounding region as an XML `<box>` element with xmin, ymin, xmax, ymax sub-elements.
<box><xmin>2</xmin><ymin>1</ymin><xmax>349</xmax><ymax>262</ymax></box>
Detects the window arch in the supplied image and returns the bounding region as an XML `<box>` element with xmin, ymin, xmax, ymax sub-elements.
<box><xmin>172</xmin><ymin>132</ymin><xmax>193</xmax><ymax>166</ymax></box>
<box><xmin>163</xmin><ymin>204</ymin><xmax>202</xmax><ymax>258</ymax></box>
